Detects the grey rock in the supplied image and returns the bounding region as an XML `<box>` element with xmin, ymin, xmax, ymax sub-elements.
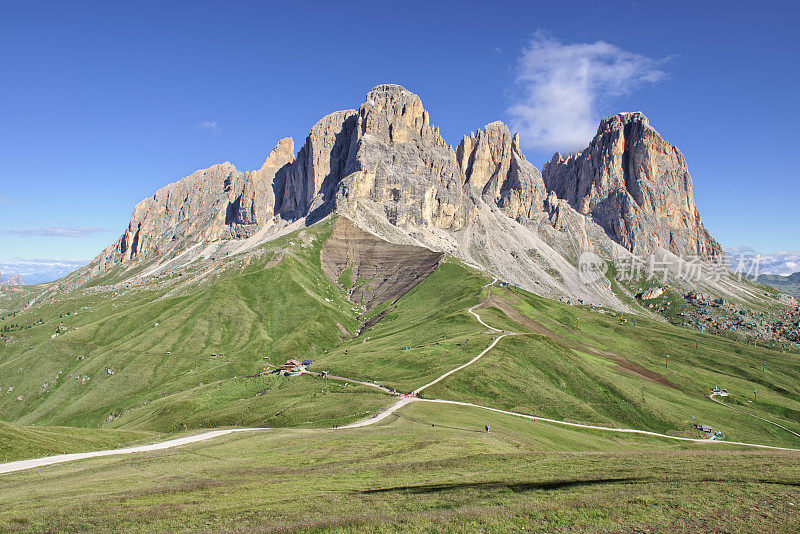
<box><xmin>639</xmin><ymin>287</ymin><xmax>664</xmax><ymax>300</ymax></box>
<box><xmin>232</xmin><ymin>137</ymin><xmax>294</xmax><ymax>236</ymax></box>
<box><xmin>542</xmin><ymin>112</ymin><xmax>722</xmax><ymax>260</ymax></box>
<box><xmin>281</xmin><ymin>111</ymin><xmax>357</xmax><ymax>221</ymax></box>
<box><xmin>334</xmin><ymin>84</ymin><xmax>470</xmax><ymax>230</ymax></box>
<box><xmin>457</xmin><ymin>122</ymin><xmax>547</xmax><ymax>223</ymax></box>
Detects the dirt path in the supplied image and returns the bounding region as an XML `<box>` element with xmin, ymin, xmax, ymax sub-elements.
<box><xmin>3</xmin><ymin>278</ymin><xmax>797</xmax><ymax>476</ymax></box>
<box><xmin>301</xmin><ymin>370</ymin><xmax>396</xmax><ymax>395</ymax></box>
<box><xmin>411</xmin><ymin>333</ymin><xmax>514</xmax><ymax>396</ymax></box>
<box><xmin>417</xmin><ymin>398</ymin><xmax>800</xmax><ymax>452</ymax></box>
<box><xmin>709</xmin><ymin>393</ymin><xmax>800</xmax><ymax>440</ymax></box>
<box><xmin>0</xmin><ymin>428</ymin><xmax>258</xmax><ymax>475</ymax></box>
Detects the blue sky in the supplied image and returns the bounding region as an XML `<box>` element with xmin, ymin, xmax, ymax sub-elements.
<box><xmin>1</xmin><ymin>0</ymin><xmax>798</xmax><ymax>279</ymax></box>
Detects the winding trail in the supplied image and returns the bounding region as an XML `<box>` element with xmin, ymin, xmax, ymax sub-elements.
<box><xmin>0</xmin><ymin>428</ymin><xmax>257</xmax><ymax>475</ymax></box>
<box><xmin>3</xmin><ymin>277</ymin><xmax>798</xmax><ymax>476</ymax></box>
<box><xmin>411</xmin><ymin>333</ymin><xmax>512</xmax><ymax>396</ymax></box>
<box><xmin>468</xmin><ymin>278</ymin><xmax>502</xmax><ymax>333</ymax></box>
<box><xmin>301</xmin><ymin>370</ymin><xmax>396</xmax><ymax>395</ymax></box>
<box><xmin>410</xmin><ymin>277</ymin><xmax>507</xmax><ymax>396</ymax></box>
<box><xmin>417</xmin><ymin>398</ymin><xmax>800</xmax><ymax>452</ymax></box>
<box><xmin>709</xmin><ymin>393</ymin><xmax>800</xmax><ymax>440</ymax></box>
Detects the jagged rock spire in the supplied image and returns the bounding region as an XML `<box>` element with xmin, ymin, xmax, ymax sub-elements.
<box><xmin>542</xmin><ymin>111</ymin><xmax>722</xmax><ymax>259</ymax></box>
<box><xmin>94</xmin><ymin>86</ymin><xmax>722</xmax><ymax>278</ymax></box>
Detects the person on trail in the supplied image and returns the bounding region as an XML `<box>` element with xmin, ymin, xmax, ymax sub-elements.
<box><xmin>485</xmin><ymin>423</ymin><xmax>490</xmax><ymax>432</ymax></box>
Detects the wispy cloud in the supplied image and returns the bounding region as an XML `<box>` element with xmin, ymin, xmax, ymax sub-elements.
<box><xmin>0</xmin><ymin>195</ymin><xmax>19</xmax><ymax>204</ymax></box>
<box><xmin>0</xmin><ymin>226</ymin><xmax>112</xmax><ymax>238</ymax></box>
<box><xmin>198</xmin><ymin>120</ymin><xmax>220</xmax><ymax>133</ymax></box>
<box><xmin>0</xmin><ymin>258</ymin><xmax>88</xmax><ymax>284</ymax></box>
<box><xmin>508</xmin><ymin>32</ymin><xmax>668</xmax><ymax>153</ymax></box>
<box><xmin>725</xmin><ymin>247</ymin><xmax>800</xmax><ymax>276</ymax></box>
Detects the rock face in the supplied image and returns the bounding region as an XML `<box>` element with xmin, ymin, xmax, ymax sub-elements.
<box><xmin>542</xmin><ymin>112</ymin><xmax>722</xmax><ymax>259</ymax></box>
<box><xmin>89</xmin><ymin>85</ymin><xmax>724</xmax><ymax>309</ymax></box>
<box><xmin>0</xmin><ymin>273</ymin><xmax>23</xmax><ymax>286</ymax></box>
<box><xmin>281</xmin><ymin>111</ymin><xmax>357</xmax><ymax>221</ymax></box>
<box><xmin>232</xmin><ymin>138</ymin><xmax>294</xmax><ymax>237</ymax></box>
<box><xmin>334</xmin><ymin>84</ymin><xmax>470</xmax><ymax>230</ymax></box>
<box><xmin>456</xmin><ymin>121</ymin><xmax>547</xmax><ymax>223</ymax></box>
<box><xmin>97</xmin><ymin>162</ymin><xmax>247</xmax><ymax>270</ymax></box>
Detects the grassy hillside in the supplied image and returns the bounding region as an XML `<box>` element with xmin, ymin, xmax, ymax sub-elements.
<box><xmin>0</xmin><ymin>219</ymin><xmax>388</xmax><ymax>432</ymax></box>
<box><xmin>1</xmin><ymin>406</ymin><xmax>798</xmax><ymax>532</ymax></box>
<box><xmin>313</xmin><ymin>264</ymin><xmax>800</xmax><ymax>448</ymax></box>
<box><xmin>2</xmin><ymin>218</ymin><xmax>799</xmax><ymax>449</ymax></box>
<box><xmin>758</xmin><ymin>272</ymin><xmax>800</xmax><ymax>297</ymax></box>
<box><xmin>2</xmin><ymin>218</ymin><xmax>800</xmax><ymax>530</ymax></box>
<box><xmin>0</xmin><ymin>420</ymin><xmax>156</xmax><ymax>461</ymax></box>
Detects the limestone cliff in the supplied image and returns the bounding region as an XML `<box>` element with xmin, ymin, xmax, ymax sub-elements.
<box><xmin>232</xmin><ymin>137</ymin><xmax>294</xmax><ymax>237</ymax></box>
<box><xmin>456</xmin><ymin>121</ymin><xmax>547</xmax><ymax>223</ymax></box>
<box><xmin>334</xmin><ymin>84</ymin><xmax>470</xmax><ymax>230</ymax></box>
<box><xmin>542</xmin><ymin>112</ymin><xmax>722</xmax><ymax>259</ymax></box>
<box><xmin>97</xmin><ymin>162</ymin><xmax>246</xmax><ymax>270</ymax></box>
<box><xmin>281</xmin><ymin>110</ymin><xmax>357</xmax><ymax>221</ymax></box>
<box><xmin>90</xmin><ymin>85</ymin><xmax>723</xmax><ymax>304</ymax></box>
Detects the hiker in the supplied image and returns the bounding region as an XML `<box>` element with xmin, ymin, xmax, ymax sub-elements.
<box><xmin>485</xmin><ymin>423</ymin><xmax>490</xmax><ymax>433</ymax></box>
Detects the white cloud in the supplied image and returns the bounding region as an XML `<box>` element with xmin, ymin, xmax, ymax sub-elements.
<box><xmin>725</xmin><ymin>247</ymin><xmax>800</xmax><ymax>276</ymax></box>
<box><xmin>0</xmin><ymin>258</ymin><xmax>88</xmax><ymax>284</ymax></box>
<box><xmin>0</xmin><ymin>226</ymin><xmax>112</xmax><ymax>238</ymax></box>
<box><xmin>508</xmin><ymin>32</ymin><xmax>668</xmax><ymax>154</ymax></box>
<box><xmin>198</xmin><ymin>120</ymin><xmax>220</xmax><ymax>133</ymax></box>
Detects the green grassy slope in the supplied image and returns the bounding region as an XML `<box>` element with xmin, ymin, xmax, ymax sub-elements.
<box><xmin>324</xmin><ymin>276</ymin><xmax>800</xmax><ymax>448</ymax></box>
<box><xmin>2</xmin><ymin>217</ymin><xmax>799</xmax><ymax>450</ymax></box>
<box><xmin>1</xmin><ymin>406</ymin><xmax>798</xmax><ymax>532</ymax></box>
<box><xmin>758</xmin><ymin>272</ymin><xmax>800</xmax><ymax>297</ymax></box>
<box><xmin>0</xmin><ymin>420</ymin><xmax>156</xmax><ymax>462</ymax></box>
<box><xmin>0</xmin><ymin>219</ymin><xmax>387</xmax><ymax>432</ymax></box>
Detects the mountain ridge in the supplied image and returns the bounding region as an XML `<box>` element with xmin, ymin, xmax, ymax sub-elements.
<box><xmin>73</xmin><ymin>84</ymin><xmax>730</xmax><ymax>310</ymax></box>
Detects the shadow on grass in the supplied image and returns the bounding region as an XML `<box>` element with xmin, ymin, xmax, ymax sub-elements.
<box><xmin>360</xmin><ymin>477</ymin><xmax>643</xmax><ymax>494</ymax></box>
<box><xmin>361</xmin><ymin>476</ymin><xmax>800</xmax><ymax>495</ymax></box>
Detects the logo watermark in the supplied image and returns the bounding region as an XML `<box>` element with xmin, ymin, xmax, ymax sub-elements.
<box><xmin>577</xmin><ymin>252</ymin><xmax>608</xmax><ymax>284</ymax></box>
<box><xmin>577</xmin><ymin>251</ymin><xmax>761</xmax><ymax>285</ymax></box>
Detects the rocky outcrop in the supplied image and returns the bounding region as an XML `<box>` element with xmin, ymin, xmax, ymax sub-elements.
<box><xmin>542</xmin><ymin>112</ymin><xmax>722</xmax><ymax>260</ymax></box>
<box><xmin>90</xmin><ymin>85</ymin><xmax>724</xmax><ymax>307</ymax></box>
<box><xmin>456</xmin><ymin>121</ymin><xmax>547</xmax><ymax>223</ymax></box>
<box><xmin>232</xmin><ymin>138</ymin><xmax>294</xmax><ymax>237</ymax></box>
<box><xmin>281</xmin><ymin>111</ymin><xmax>357</xmax><ymax>221</ymax></box>
<box><xmin>639</xmin><ymin>287</ymin><xmax>664</xmax><ymax>300</ymax></box>
<box><xmin>334</xmin><ymin>84</ymin><xmax>470</xmax><ymax>230</ymax></box>
<box><xmin>0</xmin><ymin>273</ymin><xmax>23</xmax><ymax>286</ymax></box>
<box><xmin>98</xmin><ymin>162</ymin><xmax>247</xmax><ymax>269</ymax></box>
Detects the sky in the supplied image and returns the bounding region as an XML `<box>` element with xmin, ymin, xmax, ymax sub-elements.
<box><xmin>1</xmin><ymin>0</ymin><xmax>798</xmax><ymax>281</ymax></box>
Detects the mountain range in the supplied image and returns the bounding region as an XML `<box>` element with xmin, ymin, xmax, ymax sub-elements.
<box><xmin>62</xmin><ymin>84</ymin><xmax>742</xmax><ymax>312</ymax></box>
<box><xmin>0</xmin><ymin>273</ymin><xmax>23</xmax><ymax>287</ymax></box>
<box><xmin>758</xmin><ymin>272</ymin><xmax>800</xmax><ymax>297</ymax></box>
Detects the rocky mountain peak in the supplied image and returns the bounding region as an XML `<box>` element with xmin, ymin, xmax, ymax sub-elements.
<box><xmin>280</xmin><ymin>110</ymin><xmax>357</xmax><ymax>221</ymax></box>
<box><xmin>232</xmin><ymin>138</ymin><xmax>295</xmax><ymax>235</ymax></box>
<box><xmin>356</xmin><ymin>84</ymin><xmax>443</xmax><ymax>147</ymax></box>
<box><xmin>455</xmin><ymin>120</ymin><xmax>546</xmax><ymax>222</ymax></box>
<box><xmin>0</xmin><ymin>273</ymin><xmax>24</xmax><ymax>286</ymax></box>
<box><xmin>87</xmin><ymin>86</ymin><xmax>725</xmax><ymax>309</ymax></box>
<box><xmin>543</xmin><ymin>111</ymin><xmax>722</xmax><ymax>259</ymax></box>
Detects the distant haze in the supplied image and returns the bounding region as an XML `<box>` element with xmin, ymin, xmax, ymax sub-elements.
<box><xmin>0</xmin><ymin>259</ymin><xmax>87</xmax><ymax>285</ymax></box>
